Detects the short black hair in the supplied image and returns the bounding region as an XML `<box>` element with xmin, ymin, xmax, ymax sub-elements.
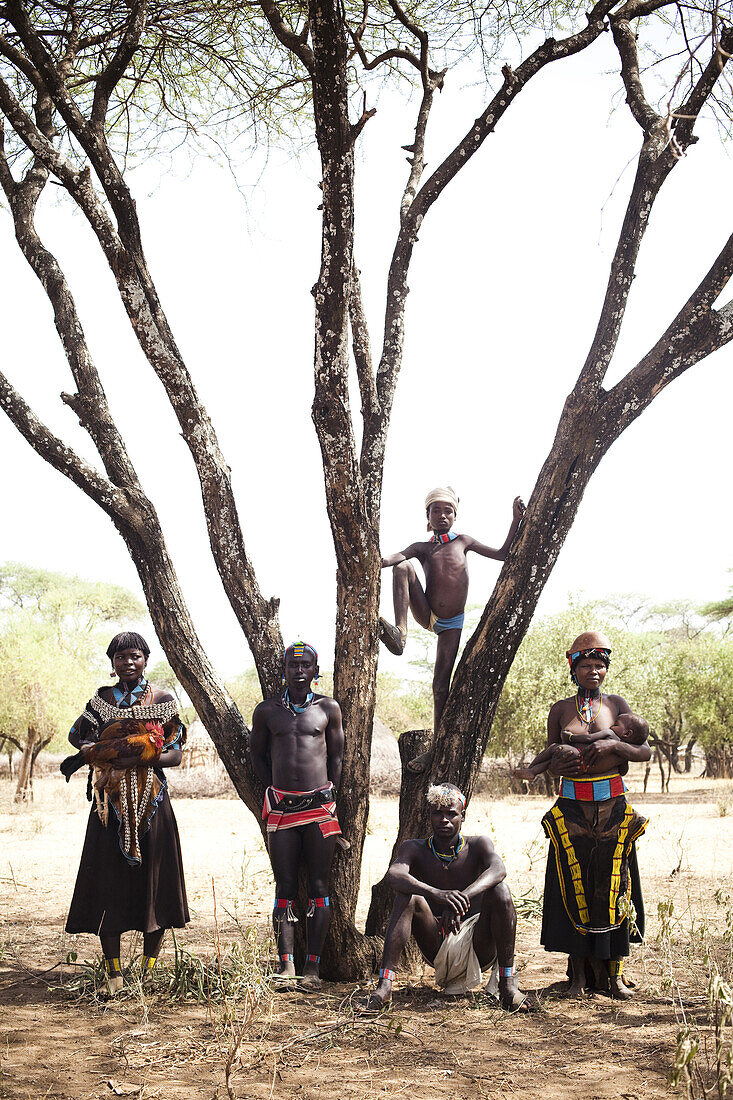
<box><xmin>106</xmin><ymin>631</ymin><xmax>150</xmax><ymax>662</ymax></box>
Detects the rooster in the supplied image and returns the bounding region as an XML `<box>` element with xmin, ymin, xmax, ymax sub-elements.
<box><xmin>61</xmin><ymin>718</ymin><xmax>165</xmax><ymax>797</ymax></box>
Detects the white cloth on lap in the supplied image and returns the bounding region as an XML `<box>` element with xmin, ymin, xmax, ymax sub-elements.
<box><xmin>433</xmin><ymin>913</ymin><xmax>497</xmax><ymax>994</ymax></box>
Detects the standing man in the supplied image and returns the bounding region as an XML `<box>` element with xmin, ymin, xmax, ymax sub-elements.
<box><xmin>540</xmin><ymin>632</ymin><xmax>650</xmax><ymax>999</ymax></box>
<box><xmin>250</xmin><ymin>642</ymin><xmax>344</xmax><ymax>992</ymax></box>
<box><xmin>363</xmin><ymin>782</ymin><xmax>527</xmax><ymax>1011</ymax></box>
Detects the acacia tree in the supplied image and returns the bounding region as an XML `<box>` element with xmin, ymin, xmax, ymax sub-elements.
<box><xmin>0</xmin><ymin>0</ymin><xmax>732</xmax><ymax>974</ymax></box>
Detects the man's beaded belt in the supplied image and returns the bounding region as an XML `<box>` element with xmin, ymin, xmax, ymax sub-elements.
<box><xmin>559</xmin><ymin>772</ymin><xmax>626</xmax><ymax>801</ymax></box>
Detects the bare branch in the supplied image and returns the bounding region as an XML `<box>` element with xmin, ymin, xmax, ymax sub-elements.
<box><xmin>387</xmin><ymin>0</ymin><xmax>429</xmax><ymax>86</ymax></box>
<box><xmin>258</xmin><ymin>0</ymin><xmax>315</xmax><ymax>74</ymax></box>
<box><xmin>0</xmin><ymin>372</ymin><xmax>132</xmax><ymax>524</ymax></box>
<box><xmin>90</xmin><ymin>0</ymin><xmax>149</xmax><ymax>132</ymax></box>
<box><xmin>569</xmin><ymin>23</ymin><xmax>733</xmax><ymax>397</ymax></box>
<box><xmin>346</xmin><ymin>25</ymin><xmax>422</xmax><ymax>75</ymax></box>
<box><xmin>349</xmin><ymin>262</ymin><xmax>379</xmax><ymax>422</ymax></box>
<box><xmin>673</xmin><ymin>24</ymin><xmax>733</xmax><ymax>145</ymax></box>
<box><xmin>607</xmin><ymin>227</ymin><xmax>733</xmax><ymax>426</ymax></box>
<box><xmin>612</xmin><ymin>17</ymin><xmax>664</xmax><ymax>135</ymax></box>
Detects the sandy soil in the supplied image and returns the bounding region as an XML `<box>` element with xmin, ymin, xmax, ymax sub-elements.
<box><xmin>1</xmin><ymin>769</ymin><xmax>732</xmax><ymax>1100</ymax></box>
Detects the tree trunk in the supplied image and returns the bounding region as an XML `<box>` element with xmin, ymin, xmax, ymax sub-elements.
<box><xmin>684</xmin><ymin>737</ymin><xmax>697</xmax><ymax>773</ymax></box>
<box><xmin>14</xmin><ymin>725</ymin><xmax>38</xmax><ymax>802</ymax></box>
<box><xmin>365</xmin><ymin>729</ymin><xmax>432</xmax><ymax>937</ymax></box>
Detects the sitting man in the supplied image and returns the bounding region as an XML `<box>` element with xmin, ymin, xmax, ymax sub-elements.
<box><xmin>364</xmin><ymin>782</ymin><xmax>527</xmax><ymax>1011</ymax></box>
<box><xmin>250</xmin><ymin>641</ymin><xmax>344</xmax><ymax>992</ymax></box>
<box><xmin>515</xmin><ymin>711</ymin><xmax>650</xmax><ymax>783</ymax></box>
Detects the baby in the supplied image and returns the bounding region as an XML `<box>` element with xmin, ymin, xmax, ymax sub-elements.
<box><xmin>514</xmin><ymin>712</ymin><xmax>650</xmax><ymax>782</ymax></box>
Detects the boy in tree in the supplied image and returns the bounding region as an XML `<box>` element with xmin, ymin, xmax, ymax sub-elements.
<box><xmin>380</xmin><ymin>486</ymin><xmax>524</xmax><ymax>756</ymax></box>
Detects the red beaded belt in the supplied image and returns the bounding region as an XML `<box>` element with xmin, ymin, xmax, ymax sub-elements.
<box><xmin>559</xmin><ymin>773</ymin><xmax>626</xmax><ymax>801</ymax></box>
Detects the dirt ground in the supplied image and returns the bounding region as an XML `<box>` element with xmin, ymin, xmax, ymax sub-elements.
<box><xmin>1</xmin><ymin>768</ymin><xmax>732</xmax><ymax>1100</ymax></box>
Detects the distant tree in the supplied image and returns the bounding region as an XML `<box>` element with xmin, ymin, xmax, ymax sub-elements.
<box><xmin>0</xmin><ymin>563</ymin><xmax>145</xmax><ymax>799</ymax></box>
<box><xmin>701</xmin><ymin>573</ymin><xmax>733</xmax><ymax>626</ymax></box>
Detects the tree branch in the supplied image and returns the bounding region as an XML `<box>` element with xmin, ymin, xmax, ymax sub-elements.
<box><xmin>349</xmin><ymin>261</ymin><xmax>379</xmax><ymax>422</ymax></box>
<box><xmin>0</xmin><ymin>372</ymin><xmax>133</xmax><ymax>524</ymax></box>
<box><xmin>90</xmin><ymin>0</ymin><xmax>149</xmax><ymax>132</ymax></box>
<box><xmin>606</xmin><ymin>226</ymin><xmax>733</xmax><ymax>428</ymax></box>
<box><xmin>258</xmin><ymin>0</ymin><xmax>315</xmax><ymax>73</ymax></box>
<box><xmin>570</xmin><ymin>22</ymin><xmax>733</xmax><ymax>397</ymax></box>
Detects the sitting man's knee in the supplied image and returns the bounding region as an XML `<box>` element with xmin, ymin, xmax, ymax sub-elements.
<box><xmin>487</xmin><ymin>879</ymin><xmax>514</xmax><ymax>912</ymax></box>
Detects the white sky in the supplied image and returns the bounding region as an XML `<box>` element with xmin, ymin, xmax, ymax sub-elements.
<box><xmin>1</xmin><ymin>32</ymin><xmax>731</xmax><ymax>679</ymax></box>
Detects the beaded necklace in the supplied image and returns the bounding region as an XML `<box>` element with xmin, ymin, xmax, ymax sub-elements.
<box><xmin>282</xmin><ymin>689</ymin><xmax>315</xmax><ymax>716</ymax></box>
<box><xmin>576</xmin><ymin>689</ymin><xmax>602</xmax><ymax>727</ymax></box>
<box><xmin>112</xmin><ymin>677</ymin><xmax>150</xmax><ymax>709</ymax></box>
<box><xmin>430</xmin><ymin>531</ymin><xmax>458</xmax><ymax>544</ymax></box>
<box><xmin>428</xmin><ymin>833</ymin><xmax>465</xmax><ymax>864</ymax></box>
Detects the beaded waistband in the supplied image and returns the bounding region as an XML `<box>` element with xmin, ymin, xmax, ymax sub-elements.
<box><xmin>559</xmin><ymin>773</ymin><xmax>626</xmax><ymax>801</ymax></box>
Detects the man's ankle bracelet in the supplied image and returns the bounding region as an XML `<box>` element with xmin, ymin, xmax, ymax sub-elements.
<box><xmin>379</xmin><ymin>968</ymin><xmax>396</xmax><ymax>982</ymax></box>
<box><xmin>279</xmin><ymin>953</ymin><xmax>294</xmax><ymax>964</ymax></box>
<box><xmin>499</xmin><ymin>965</ymin><xmax>516</xmax><ymax>977</ymax></box>
<box><xmin>103</xmin><ymin>957</ymin><xmax>122</xmax><ymax>976</ymax></box>
<box><xmin>307</xmin><ymin>896</ymin><xmax>330</xmax><ymax>916</ymax></box>
<box><xmin>306</xmin><ymin>954</ymin><xmax>320</xmax><ymax>964</ymax></box>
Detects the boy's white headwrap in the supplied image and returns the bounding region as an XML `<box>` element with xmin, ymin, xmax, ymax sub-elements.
<box><xmin>425</xmin><ymin>488</ymin><xmax>459</xmax><ymax>531</ymax></box>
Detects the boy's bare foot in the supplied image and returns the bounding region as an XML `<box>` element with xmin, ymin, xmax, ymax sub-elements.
<box><xmin>407</xmin><ymin>748</ymin><xmax>433</xmax><ymax>773</ymax></box>
<box><xmin>300</xmin><ymin>973</ymin><xmax>323</xmax><ymax>993</ymax></box>
<box><xmin>379</xmin><ymin>618</ymin><xmax>405</xmax><ymax>656</ymax></box>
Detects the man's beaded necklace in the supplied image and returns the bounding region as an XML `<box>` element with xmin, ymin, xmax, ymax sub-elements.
<box><xmin>282</xmin><ymin>689</ymin><xmax>315</xmax><ymax>716</ymax></box>
<box><xmin>430</xmin><ymin>531</ymin><xmax>458</xmax><ymax>544</ymax></box>
<box><xmin>428</xmin><ymin>833</ymin><xmax>466</xmax><ymax>864</ymax></box>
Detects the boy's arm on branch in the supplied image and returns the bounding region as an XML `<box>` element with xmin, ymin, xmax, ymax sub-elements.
<box><xmin>465</xmin><ymin>497</ymin><xmax>525</xmax><ymax>561</ymax></box>
<box><xmin>381</xmin><ymin>542</ymin><xmax>423</xmax><ymax>568</ymax></box>
<box><xmin>325</xmin><ymin>699</ymin><xmax>344</xmax><ymax>793</ymax></box>
<box><xmin>386</xmin><ymin>842</ymin><xmax>469</xmax><ymax>916</ymax></box>
<box><xmin>462</xmin><ymin>836</ymin><xmax>507</xmax><ymax>901</ymax></box>
<box><xmin>249</xmin><ymin>703</ymin><xmax>273</xmax><ymax>787</ymax></box>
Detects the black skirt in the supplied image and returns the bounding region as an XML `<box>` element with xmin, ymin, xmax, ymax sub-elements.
<box><xmin>66</xmin><ymin>786</ymin><xmax>189</xmax><ymax>935</ymax></box>
<box><xmin>540</xmin><ymin>832</ymin><xmax>645</xmax><ymax>959</ymax></box>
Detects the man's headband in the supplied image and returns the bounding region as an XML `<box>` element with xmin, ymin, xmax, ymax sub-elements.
<box><xmin>284</xmin><ymin>641</ymin><xmax>318</xmax><ymax>663</ymax></box>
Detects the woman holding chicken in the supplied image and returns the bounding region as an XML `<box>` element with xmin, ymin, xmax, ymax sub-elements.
<box><xmin>64</xmin><ymin>632</ymin><xmax>189</xmax><ymax>992</ymax></box>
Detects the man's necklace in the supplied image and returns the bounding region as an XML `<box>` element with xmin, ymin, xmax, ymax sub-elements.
<box><xmin>431</xmin><ymin>531</ymin><xmax>458</xmax><ymax>544</ymax></box>
<box><xmin>281</xmin><ymin>689</ymin><xmax>314</xmax><ymax>716</ymax></box>
<box><xmin>576</xmin><ymin>690</ymin><xmax>602</xmax><ymax>726</ymax></box>
<box><xmin>428</xmin><ymin>834</ymin><xmax>465</xmax><ymax>864</ymax></box>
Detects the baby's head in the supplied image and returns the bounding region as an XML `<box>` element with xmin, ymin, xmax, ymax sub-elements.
<box><xmin>613</xmin><ymin>712</ymin><xmax>649</xmax><ymax>745</ymax></box>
